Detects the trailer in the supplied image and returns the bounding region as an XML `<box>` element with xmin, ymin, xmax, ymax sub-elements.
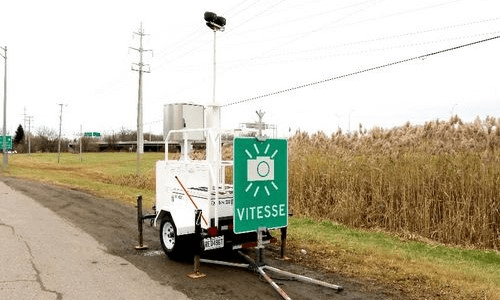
<box><xmin>133</xmin><ymin>104</ymin><xmax>343</xmax><ymax>299</ymax></box>
<box><xmin>154</xmin><ymin>105</ymin><xmax>276</xmax><ymax>259</ymax></box>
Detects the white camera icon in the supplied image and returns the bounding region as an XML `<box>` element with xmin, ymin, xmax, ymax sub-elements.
<box><xmin>247</xmin><ymin>156</ymin><xmax>274</xmax><ymax>182</ymax></box>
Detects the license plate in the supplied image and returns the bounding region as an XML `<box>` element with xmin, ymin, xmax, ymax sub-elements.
<box><xmin>203</xmin><ymin>236</ymin><xmax>224</xmax><ymax>251</ymax></box>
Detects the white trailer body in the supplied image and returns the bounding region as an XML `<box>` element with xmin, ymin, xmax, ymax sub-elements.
<box><xmin>155</xmin><ymin>159</ymin><xmax>234</xmax><ymax>236</ymax></box>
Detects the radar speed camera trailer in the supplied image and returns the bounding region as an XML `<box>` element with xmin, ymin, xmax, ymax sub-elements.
<box><xmin>154</xmin><ymin>103</ymin><xmax>280</xmax><ymax>259</ymax></box>
<box><xmin>140</xmin><ymin>103</ymin><xmax>342</xmax><ymax>298</ymax></box>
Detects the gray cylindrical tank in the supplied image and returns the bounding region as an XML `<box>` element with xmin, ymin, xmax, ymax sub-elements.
<box><xmin>163</xmin><ymin>103</ymin><xmax>204</xmax><ymax>142</ymax></box>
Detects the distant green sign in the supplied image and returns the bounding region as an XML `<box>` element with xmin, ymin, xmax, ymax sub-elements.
<box><xmin>233</xmin><ymin>137</ymin><xmax>288</xmax><ymax>234</ymax></box>
<box><xmin>0</xmin><ymin>136</ymin><xmax>12</xmax><ymax>151</ymax></box>
<box><xmin>84</xmin><ymin>132</ymin><xmax>100</xmax><ymax>137</ymax></box>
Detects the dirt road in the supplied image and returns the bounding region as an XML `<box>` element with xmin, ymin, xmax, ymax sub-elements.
<box><xmin>1</xmin><ymin>177</ymin><xmax>406</xmax><ymax>299</ymax></box>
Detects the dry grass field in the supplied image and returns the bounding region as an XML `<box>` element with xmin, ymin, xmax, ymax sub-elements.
<box><xmin>289</xmin><ymin>115</ymin><xmax>500</xmax><ymax>250</ymax></box>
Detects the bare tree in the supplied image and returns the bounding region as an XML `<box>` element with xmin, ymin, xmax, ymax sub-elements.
<box><xmin>33</xmin><ymin>126</ymin><xmax>58</xmax><ymax>152</ymax></box>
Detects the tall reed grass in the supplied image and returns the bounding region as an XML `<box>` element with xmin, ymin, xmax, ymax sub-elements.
<box><xmin>288</xmin><ymin>116</ymin><xmax>500</xmax><ymax>249</ymax></box>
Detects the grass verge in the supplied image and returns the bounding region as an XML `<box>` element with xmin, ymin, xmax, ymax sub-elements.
<box><xmin>2</xmin><ymin>152</ymin><xmax>162</xmax><ymax>207</ymax></box>
<box><xmin>279</xmin><ymin>218</ymin><xmax>500</xmax><ymax>299</ymax></box>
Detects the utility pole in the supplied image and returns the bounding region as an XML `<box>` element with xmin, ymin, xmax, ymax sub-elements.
<box><xmin>79</xmin><ymin>124</ymin><xmax>82</xmax><ymax>162</ymax></box>
<box><xmin>23</xmin><ymin>108</ymin><xmax>29</xmax><ymax>151</ymax></box>
<box><xmin>1</xmin><ymin>46</ymin><xmax>7</xmax><ymax>170</ymax></box>
<box><xmin>23</xmin><ymin>108</ymin><xmax>27</xmax><ymax>149</ymax></box>
<box><xmin>26</xmin><ymin>116</ymin><xmax>33</xmax><ymax>156</ymax></box>
<box><xmin>57</xmin><ymin>103</ymin><xmax>66</xmax><ymax>163</ymax></box>
<box><xmin>130</xmin><ymin>22</ymin><xmax>152</xmax><ymax>174</ymax></box>
<box><xmin>23</xmin><ymin>107</ymin><xmax>27</xmax><ymax>132</ymax></box>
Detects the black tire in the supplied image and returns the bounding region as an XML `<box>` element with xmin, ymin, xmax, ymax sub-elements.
<box><xmin>159</xmin><ymin>217</ymin><xmax>194</xmax><ymax>260</ymax></box>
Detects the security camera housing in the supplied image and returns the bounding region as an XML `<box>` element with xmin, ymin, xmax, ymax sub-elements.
<box><xmin>204</xmin><ymin>11</ymin><xmax>217</xmax><ymax>22</ymax></box>
<box><xmin>204</xmin><ymin>11</ymin><xmax>226</xmax><ymax>31</ymax></box>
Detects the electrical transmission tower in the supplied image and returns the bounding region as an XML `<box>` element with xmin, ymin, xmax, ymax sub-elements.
<box><xmin>130</xmin><ymin>22</ymin><xmax>152</xmax><ymax>174</ymax></box>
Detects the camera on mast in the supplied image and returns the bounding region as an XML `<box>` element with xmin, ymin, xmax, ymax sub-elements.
<box><xmin>204</xmin><ymin>11</ymin><xmax>226</xmax><ymax>31</ymax></box>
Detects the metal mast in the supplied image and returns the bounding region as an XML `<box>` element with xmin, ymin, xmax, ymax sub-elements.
<box><xmin>130</xmin><ymin>22</ymin><xmax>151</xmax><ymax>174</ymax></box>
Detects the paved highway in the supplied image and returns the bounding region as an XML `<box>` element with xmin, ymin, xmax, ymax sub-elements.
<box><xmin>0</xmin><ymin>181</ymin><xmax>190</xmax><ymax>300</ymax></box>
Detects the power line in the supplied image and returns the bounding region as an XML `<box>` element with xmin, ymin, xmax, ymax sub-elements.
<box><xmin>224</xmin><ymin>31</ymin><xmax>500</xmax><ymax>68</ymax></box>
<box><xmin>154</xmin><ymin>22</ymin><xmax>500</xmax><ymax>91</ymax></box>
<box><xmin>223</xmin><ymin>0</ymin><xmax>287</xmax><ymax>34</ymax></box>
<box><xmin>222</xmin><ymin>35</ymin><xmax>500</xmax><ymax>108</ymax></box>
<box><xmin>225</xmin><ymin>0</ymin><xmax>262</xmax><ymax>19</ymax></box>
<box><xmin>223</xmin><ymin>17</ymin><xmax>500</xmax><ymax>61</ymax></box>
<box><xmin>222</xmin><ymin>0</ymin><xmax>466</xmax><ymax>71</ymax></box>
<box><xmin>221</xmin><ymin>0</ymin><xmax>385</xmax><ymax>74</ymax></box>
<box><xmin>233</xmin><ymin>0</ymin><xmax>375</xmax><ymax>37</ymax></box>
<box><xmin>337</xmin><ymin>0</ymin><xmax>465</xmax><ymax>31</ymax></box>
<box><xmin>223</xmin><ymin>0</ymin><xmax>253</xmax><ymax>16</ymax></box>
<box><xmin>275</xmin><ymin>0</ymin><xmax>466</xmax><ymax>40</ymax></box>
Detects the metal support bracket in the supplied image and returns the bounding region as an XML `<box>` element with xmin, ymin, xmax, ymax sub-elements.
<box><xmin>134</xmin><ymin>195</ymin><xmax>148</xmax><ymax>250</ymax></box>
<box><xmin>188</xmin><ymin>209</ymin><xmax>206</xmax><ymax>279</ymax></box>
<box><xmin>134</xmin><ymin>195</ymin><xmax>156</xmax><ymax>250</ymax></box>
<box><xmin>255</xmin><ymin>227</ymin><xmax>266</xmax><ymax>266</ymax></box>
<box><xmin>256</xmin><ymin>110</ymin><xmax>266</xmax><ymax>142</ymax></box>
<box><xmin>199</xmin><ymin>249</ymin><xmax>343</xmax><ymax>300</ymax></box>
<box><xmin>278</xmin><ymin>226</ymin><xmax>291</xmax><ymax>260</ymax></box>
<box><xmin>196</xmin><ymin>227</ymin><xmax>343</xmax><ymax>299</ymax></box>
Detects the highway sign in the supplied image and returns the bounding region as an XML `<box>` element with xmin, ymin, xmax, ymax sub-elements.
<box><xmin>233</xmin><ymin>137</ymin><xmax>288</xmax><ymax>234</ymax></box>
<box><xmin>0</xmin><ymin>136</ymin><xmax>12</xmax><ymax>151</ymax></box>
<box><xmin>84</xmin><ymin>132</ymin><xmax>100</xmax><ymax>137</ymax></box>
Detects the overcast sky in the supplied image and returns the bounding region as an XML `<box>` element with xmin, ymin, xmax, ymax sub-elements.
<box><xmin>0</xmin><ymin>0</ymin><xmax>499</xmax><ymax>139</ymax></box>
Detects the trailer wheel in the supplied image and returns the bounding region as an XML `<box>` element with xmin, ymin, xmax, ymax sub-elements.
<box><xmin>159</xmin><ymin>217</ymin><xmax>193</xmax><ymax>259</ymax></box>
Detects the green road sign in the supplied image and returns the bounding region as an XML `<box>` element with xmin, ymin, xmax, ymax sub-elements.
<box><xmin>233</xmin><ymin>137</ymin><xmax>288</xmax><ymax>234</ymax></box>
<box><xmin>84</xmin><ymin>132</ymin><xmax>100</xmax><ymax>137</ymax></box>
<box><xmin>0</xmin><ymin>136</ymin><xmax>12</xmax><ymax>151</ymax></box>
